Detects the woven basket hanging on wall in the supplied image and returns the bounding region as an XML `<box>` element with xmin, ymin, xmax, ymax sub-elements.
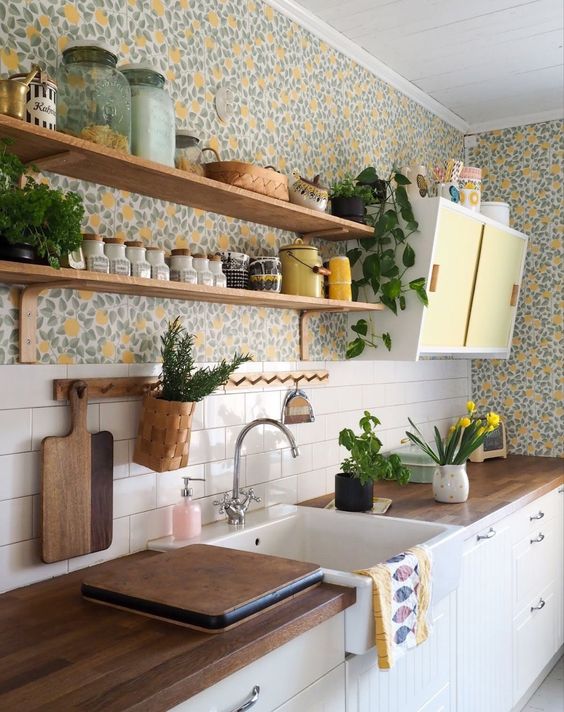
<box><xmin>133</xmin><ymin>391</ymin><xmax>196</xmax><ymax>473</ymax></box>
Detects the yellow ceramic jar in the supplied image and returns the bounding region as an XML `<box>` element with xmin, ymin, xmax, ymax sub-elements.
<box><xmin>279</xmin><ymin>238</ymin><xmax>328</xmax><ymax>298</ymax></box>
<box><xmin>329</xmin><ymin>283</ymin><xmax>352</xmax><ymax>301</ymax></box>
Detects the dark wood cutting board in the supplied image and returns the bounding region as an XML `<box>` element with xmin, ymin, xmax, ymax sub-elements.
<box><xmin>41</xmin><ymin>381</ymin><xmax>113</xmax><ymax>563</ymax></box>
<box><xmin>82</xmin><ymin>544</ymin><xmax>323</xmax><ymax>632</ymax></box>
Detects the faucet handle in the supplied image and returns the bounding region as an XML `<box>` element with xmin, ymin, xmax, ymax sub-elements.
<box><xmin>213</xmin><ymin>492</ymin><xmax>232</xmax><ymax>514</ymax></box>
<box><xmin>242</xmin><ymin>487</ymin><xmax>261</xmax><ymax>504</ymax></box>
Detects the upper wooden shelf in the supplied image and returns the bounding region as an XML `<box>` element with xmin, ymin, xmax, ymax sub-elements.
<box><xmin>0</xmin><ymin>115</ymin><xmax>374</xmax><ymax>241</ymax></box>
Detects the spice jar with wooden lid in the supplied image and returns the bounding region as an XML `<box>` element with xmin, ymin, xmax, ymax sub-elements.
<box><xmin>170</xmin><ymin>248</ymin><xmax>197</xmax><ymax>284</ymax></box>
<box><xmin>82</xmin><ymin>234</ymin><xmax>109</xmax><ymax>273</ymax></box>
<box><xmin>208</xmin><ymin>254</ymin><xmax>226</xmax><ymax>287</ymax></box>
<box><xmin>146</xmin><ymin>246</ymin><xmax>169</xmax><ymax>280</ymax></box>
<box><xmin>192</xmin><ymin>253</ymin><xmax>214</xmax><ymax>286</ymax></box>
<box><xmin>125</xmin><ymin>240</ymin><xmax>151</xmax><ymax>278</ymax></box>
<box><xmin>104</xmin><ymin>237</ymin><xmax>130</xmax><ymax>275</ymax></box>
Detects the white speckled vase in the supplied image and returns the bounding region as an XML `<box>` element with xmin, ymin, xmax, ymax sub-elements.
<box><xmin>433</xmin><ymin>464</ymin><xmax>469</xmax><ymax>503</ymax></box>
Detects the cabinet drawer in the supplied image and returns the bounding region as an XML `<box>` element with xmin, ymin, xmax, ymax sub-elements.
<box><xmin>511</xmin><ymin>486</ymin><xmax>563</xmax><ymax>543</ymax></box>
<box><xmin>169</xmin><ymin>613</ymin><xmax>344</xmax><ymax>712</ymax></box>
<box><xmin>513</xmin><ymin>516</ymin><xmax>559</xmax><ymax>612</ymax></box>
<box><xmin>273</xmin><ymin>664</ymin><xmax>345</xmax><ymax>711</ymax></box>
<box><xmin>513</xmin><ymin>581</ymin><xmax>559</xmax><ymax>704</ymax></box>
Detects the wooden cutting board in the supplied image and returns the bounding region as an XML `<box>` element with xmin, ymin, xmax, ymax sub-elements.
<box><xmin>82</xmin><ymin>544</ymin><xmax>323</xmax><ymax>632</ymax></box>
<box><xmin>41</xmin><ymin>381</ymin><xmax>114</xmax><ymax>563</ymax></box>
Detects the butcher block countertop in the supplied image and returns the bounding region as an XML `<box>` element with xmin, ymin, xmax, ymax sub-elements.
<box><xmin>0</xmin><ymin>552</ymin><xmax>354</xmax><ymax>712</ymax></box>
<box><xmin>304</xmin><ymin>455</ymin><xmax>563</xmax><ymax>538</ymax></box>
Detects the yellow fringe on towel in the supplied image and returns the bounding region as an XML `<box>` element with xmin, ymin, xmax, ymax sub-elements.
<box><xmin>356</xmin><ymin>545</ymin><xmax>431</xmax><ymax>669</ymax></box>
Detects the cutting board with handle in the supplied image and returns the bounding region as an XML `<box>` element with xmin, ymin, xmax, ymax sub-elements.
<box><xmin>41</xmin><ymin>381</ymin><xmax>114</xmax><ymax>563</ymax></box>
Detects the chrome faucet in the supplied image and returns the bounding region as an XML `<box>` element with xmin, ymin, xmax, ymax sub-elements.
<box><xmin>214</xmin><ymin>418</ymin><xmax>300</xmax><ymax>526</ymax></box>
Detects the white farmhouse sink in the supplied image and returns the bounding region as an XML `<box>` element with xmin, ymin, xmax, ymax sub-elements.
<box><xmin>149</xmin><ymin>504</ymin><xmax>464</xmax><ymax>654</ymax></box>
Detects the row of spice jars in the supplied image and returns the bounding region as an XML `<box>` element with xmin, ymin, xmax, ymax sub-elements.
<box><xmin>169</xmin><ymin>250</ymin><xmax>226</xmax><ymax>287</ymax></box>
<box><xmin>82</xmin><ymin>235</ymin><xmax>168</xmax><ymax>280</ymax></box>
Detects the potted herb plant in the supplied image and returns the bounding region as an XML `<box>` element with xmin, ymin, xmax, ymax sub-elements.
<box><xmin>134</xmin><ymin>318</ymin><xmax>251</xmax><ymax>473</ymax></box>
<box><xmin>337</xmin><ymin>411</ymin><xmax>410</xmax><ymax>511</ymax></box>
<box><xmin>405</xmin><ymin>401</ymin><xmax>501</xmax><ymax>503</ymax></box>
<box><xmin>0</xmin><ymin>139</ymin><xmax>84</xmax><ymax>267</ymax></box>
<box><xmin>330</xmin><ymin>174</ymin><xmax>376</xmax><ymax>223</ymax></box>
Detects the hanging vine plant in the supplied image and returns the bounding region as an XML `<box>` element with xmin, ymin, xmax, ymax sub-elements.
<box><xmin>345</xmin><ymin>167</ymin><xmax>428</xmax><ymax>359</ymax></box>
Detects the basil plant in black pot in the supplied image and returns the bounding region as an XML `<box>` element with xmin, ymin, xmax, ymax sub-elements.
<box><xmin>329</xmin><ymin>174</ymin><xmax>376</xmax><ymax>224</ymax></box>
<box><xmin>0</xmin><ymin>139</ymin><xmax>84</xmax><ymax>268</ymax></box>
<box><xmin>337</xmin><ymin>411</ymin><xmax>410</xmax><ymax>512</ymax></box>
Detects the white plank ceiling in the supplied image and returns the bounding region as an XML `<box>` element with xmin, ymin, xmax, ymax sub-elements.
<box><xmin>291</xmin><ymin>0</ymin><xmax>564</xmax><ymax>130</ymax></box>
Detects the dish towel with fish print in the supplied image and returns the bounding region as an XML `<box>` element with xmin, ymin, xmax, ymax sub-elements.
<box><xmin>355</xmin><ymin>545</ymin><xmax>432</xmax><ymax>669</ymax></box>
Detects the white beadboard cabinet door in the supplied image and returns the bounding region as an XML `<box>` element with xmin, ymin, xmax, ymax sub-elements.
<box><xmin>345</xmin><ymin>594</ymin><xmax>455</xmax><ymax>712</ymax></box>
<box><xmin>456</xmin><ymin>520</ymin><xmax>513</xmax><ymax>712</ymax></box>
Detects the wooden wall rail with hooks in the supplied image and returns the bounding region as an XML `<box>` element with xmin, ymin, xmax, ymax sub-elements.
<box><xmin>53</xmin><ymin>371</ymin><xmax>329</xmax><ymax>401</ymax></box>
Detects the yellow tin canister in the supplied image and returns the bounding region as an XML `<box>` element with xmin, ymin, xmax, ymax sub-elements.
<box><xmin>279</xmin><ymin>238</ymin><xmax>330</xmax><ymax>298</ymax></box>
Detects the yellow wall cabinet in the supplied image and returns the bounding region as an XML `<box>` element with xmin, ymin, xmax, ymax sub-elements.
<box><xmin>351</xmin><ymin>198</ymin><xmax>528</xmax><ymax>360</ymax></box>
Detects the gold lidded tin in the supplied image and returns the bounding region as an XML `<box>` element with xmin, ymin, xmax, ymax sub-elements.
<box><xmin>9</xmin><ymin>67</ymin><xmax>57</xmax><ymax>130</ymax></box>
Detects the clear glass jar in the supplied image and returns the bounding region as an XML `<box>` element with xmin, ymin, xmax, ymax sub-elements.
<box><xmin>104</xmin><ymin>238</ymin><xmax>130</xmax><ymax>275</ymax></box>
<box><xmin>192</xmin><ymin>254</ymin><xmax>214</xmax><ymax>286</ymax></box>
<box><xmin>208</xmin><ymin>254</ymin><xmax>226</xmax><ymax>287</ymax></box>
<box><xmin>56</xmin><ymin>40</ymin><xmax>130</xmax><ymax>153</ymax></box>
<box><xmin>146</xmin><ymin>247</ymin><xmax>170</xmax><ymax>280</ymax></box>
<box><xmin>175</xmin><ymin>132</ymin><xmax>217</xmax><ymax>175</ymax></box>
<box><xmin>125</xmin><ymin>241</ymin><xmax>151</xmax><ymax>278</ymax></box>
<box><xmin>82</xmin><ymin>234</ymin><xmax>109</xmax><ymax>273</ymax></box>
<box><xmin>170</xmin><ymin>249</ymin><xmax>197</xmax><ymax>283</ymax></box>
<box><xmin>121</xmin><ymin>64</ymin><xmax>175</xmax><ymax>166</ymax></box>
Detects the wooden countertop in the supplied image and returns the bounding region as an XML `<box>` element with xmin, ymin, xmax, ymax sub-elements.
<box><xmin>0</xmin><ymin>551</ymin><xmax>355</xmax><ymax>711</ymax></box>
<box><xmin>303</xmin><ymin>455</ymin><xmax>563</xmax><ymax>537</ymax></box>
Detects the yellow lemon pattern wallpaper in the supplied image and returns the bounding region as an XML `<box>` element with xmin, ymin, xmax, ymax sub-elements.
<box><xmin>469</xmin><ymin>120</ymin><xmax>563</xmax><ymax>458</ymax></box>
<box><xmin>0</xmin><ymin>0</ymin><xmax>462</xmax><ymax>364</ymax></box>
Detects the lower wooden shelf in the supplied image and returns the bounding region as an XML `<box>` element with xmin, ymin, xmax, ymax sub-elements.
<box><xmin>0</xmin><ymin>261</ymin><xmax>383</xmax><ymax>363</ymax></box>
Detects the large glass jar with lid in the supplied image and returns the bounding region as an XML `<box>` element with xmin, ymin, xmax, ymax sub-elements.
<box><xmin>121</xmin><ymin>64</ymin><xmax>175</xmax><ymax>166</ymax></box>
<box><xmin>175</xmin><ymin>132</ymin><xmax>218</xmax><ymax>175</ymax></box>
<box><xmin>56</xmin><ymin>40</ymin><xmax>131</xmax><ymax>153</ymax></box>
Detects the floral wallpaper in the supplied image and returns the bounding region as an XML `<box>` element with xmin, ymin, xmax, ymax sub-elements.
<box><xmin>0</xmin><ymin>0</ymin><xmax>462</xmax><ymax>364</ymax></box>
<box><xmin>469</xmin><ymin>120</ymin><xmax>563</xmax><ymax>457</ymax></box>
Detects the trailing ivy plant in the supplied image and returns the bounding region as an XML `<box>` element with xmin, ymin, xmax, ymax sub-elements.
<box><xmin>345</xmin><ymin>167</ymin><xmax>428</xmax><ymax>358</ymax></box>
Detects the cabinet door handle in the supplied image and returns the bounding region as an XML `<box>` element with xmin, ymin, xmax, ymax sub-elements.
<box><xmin>429</xmin><ymin>264</ymin><xmax>440</xmax><ymax>292</ymax></box>
<box><xmin>477</xmin><ymin>527</ymin><xmax>496</xmax><ymax>541</ymax></box>
<box><xmin>510</xmin><ymin>283</ymin><xmax>519</xmax><ymax>307</ymax></box>
<box><xmin>231</xmin><ymin>685</ymin><xmax>260</xmax><ymax>712</ymax></box>
<box><xmin>529</xmin><ymin>511</ymin><xmax>544</xmax><ymax>521</ymax></box>
<box><xmin>530</xmin><ymin>598</ymin><xmax>546</xmax><ymax>612</ymax></box>
<box><xmin>530</xmin><ymin>533</ymin><xmax>545</xmax><ymax>544</ymax></box>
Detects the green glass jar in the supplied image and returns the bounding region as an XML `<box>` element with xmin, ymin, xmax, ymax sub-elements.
<box><xmin>56</xmin><ymin>40</ymin><xmax>131</xmax><ymax>153</ymax></box>
<box><xmin>121</xmin><ymin>64</ymin><xmax>175</xmax><ymax>166</ymax></box>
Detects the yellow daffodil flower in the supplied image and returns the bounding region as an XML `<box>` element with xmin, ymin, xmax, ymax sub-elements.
<box><xmin>487</xmin><ymin>412</ymin><xmax>500</xmax><ymax>428</ymax></box>
<box><xmin>466</xmin><ymin>400</ymin><xmax>476</xmax><ymax>414</ymax></box>
<box><xmin>459</xmin><ymin>417</ymin><xmax>471</xmax><ymax>428</ymax></box>
<box><xmin>448</xmin><ymin>425</ymin><xmax>456</xmax><ymax>434</ymax></box>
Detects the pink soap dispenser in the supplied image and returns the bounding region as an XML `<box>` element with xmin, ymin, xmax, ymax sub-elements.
<box><xmin>172</xmin><ymin>476</ymin><xmax>204</xmax><ymax>540</ymax></box>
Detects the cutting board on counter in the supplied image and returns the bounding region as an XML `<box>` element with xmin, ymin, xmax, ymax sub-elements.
<box><xmin>81</xmin><ymin>544</ymin><xmax>323</xmax><ymax>632</ymax></box>
<box><xmin>41</xmin><ymin>381</ymin><xmax>114</xmax><ymax>563</ymax></box>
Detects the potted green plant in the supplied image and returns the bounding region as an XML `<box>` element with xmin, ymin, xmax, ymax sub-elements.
<box><xmin>134</xmin><ymin>317</ymin><xmax>252</xmax><ymax>473</ymax></box>
<box><xmin>0</xmin><ymin>139</ymin><xmax>84</xmax><ymax>267</ymax></box>
<box><xmin>337</xmin><ymin>411</ymin><xmax>410</xmax><ymax>511</ymax></box>
<box><xmin>405</xmin><ymin>401</ymin><xmax>501</xmax><ymax>503</ymax></box>
<box><xmin>330</xmin><ymin>174</ymin><xmax>376</xmax><ymax>223</ymax></box>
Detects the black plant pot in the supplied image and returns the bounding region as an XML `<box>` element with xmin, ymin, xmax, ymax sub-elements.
<box><xmin>331</xmin><ymin>197</ymin><xmax>366</xmax><ymax>223</ymax></box>
<box><xmin>0</xmin><ymin>235</ymin><xmax>37</xmax><ymax>264</ymax></box>
<box><xmin>334</xmin><ymin>473</ymin><xmax>373</xmax><ymax>512</ymax></box>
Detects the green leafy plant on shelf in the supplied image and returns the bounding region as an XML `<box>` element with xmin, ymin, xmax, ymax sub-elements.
<box><xmin>159</xmin><ymin>317</ymin><xmax>252</xmax><ymax>402</ymax></box>
<box><xmin>0</xmin><ymin>138</ymin><xmax>84</xmax><ymax>269</ymax></box>
<box><xmin>345</xmin><ymin>167</ymin><xmax>428</xmax><ymax>358</ymax></box>
<box><xmin>339</xmin><ymin>411</ymin><xmax>411</xmax><ymax>486</ymax></box>
<box><xmin>329</xmin><ymin>174</ymin><xmax>376</xmax><ymax>204</ymax></box>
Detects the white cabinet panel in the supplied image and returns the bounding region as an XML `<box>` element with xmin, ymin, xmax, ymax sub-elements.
<box><xmin>346</xmin><ymin>595</ymin><xmax>455</xmax><ymax>712</ymax></box>
<box><xmin>274</xmin><ymin>664</ymin><xmax>345</xmax><ymax>711</ymax></box>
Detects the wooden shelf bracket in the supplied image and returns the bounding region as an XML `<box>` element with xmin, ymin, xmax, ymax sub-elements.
<box><xmin>19</xmin><ymin>281</ymin><xmax>76</xmax><ymax>363</ymax></box>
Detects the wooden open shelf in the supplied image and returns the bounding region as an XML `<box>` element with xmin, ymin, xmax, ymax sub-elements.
<box><xmin>0</xmin><ymin>261</ymin><xmax>382</xmax><ymax>363</ymax></box>
<box><xmin>0</xmin><ymin>115</ymin><xmax>373</xmax><ymax>241</ymax></box>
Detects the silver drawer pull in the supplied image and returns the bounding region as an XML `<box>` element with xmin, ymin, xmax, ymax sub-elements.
<box><xmin>559</xmin><ymin>486</ymin><xmax>564</xmax><ymax>494</ymax></box>
<box><xmin>530</xmin><ymin>533</ymin><xmax>545</xmax><ymax>544</ymax></box>
<box><xmin>231</xmin><ymin>685</ymin><xmax>260</xmax><ymax>712</ymax></box>
<box><xmin>529</xmin><ymin>511</ymin><xmax>544</xmax><ymax>521</ymax></box>
<box><xmin>531</xmin><ymin>598</ymin><xmax>546</xmax><ymax>612</ymax></box>
<box><xmin>477</xmin><ymin>528</ymin><xmax>496</xmax><ymax>541</ymax></box>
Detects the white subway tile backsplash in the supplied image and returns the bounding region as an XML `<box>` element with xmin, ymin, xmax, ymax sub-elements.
<box><xmin>113</xmin><ymin>473</ymin><xmax>156</xmax><ymax>518</ymax></box>
<box><xmin>0</xmin><ymin>539</ymin><xmax>68</xmax><ymax>592</ymax></box>
<box><xmin>296</xmin><ymin>416</ymin><xmax>325</xmax><ymax>445</ymax></box>
<box><xmin>0</xmin><ymin>409</ymin><xmax>32</xmax><ymax>455</ymax></box>
<box><xmin>204</xmin><ymin>393</ymin><xmax>246</xmax><ymax>429</ymax></box>
<box><xmin>245</xmin><ymin>450</ymin><xmax>282</xmax><ymax>486</ymax></box>
<box><xmin>226</xmin><ymin>423</ymin><xmax>263</xmax><ymax>457</ymax></box>
<box><xmin>371</xmin><ymin>361</ymin><xmax>397</xmax><ymax>384</ymax></box>
<box><xmin>0</xmin><ymin>452</ymin><xmax>40</xmax><ymax>500</ymax></box>
<box><xmin>298</xmin><ymin>468</ymin><xmax>327</xmax><ymax>502</ymax></box>
<box><xmin>265</xmin><ymin>475</ymin><xmax>298</xmax><ymax>507</ymax></box>
<box><xmin>67</xmin><ymin>517</ymin><xmax>131</xmax><ymax>572</ymax></box>
<box><xmin>0</xmin><ymin>497</ymin><xmax>33</xmax><ymax>545</ymax></box>
<box><xmin>31</xmin><ymin>404</ymin><xmax>100</xmax><ymax>450</ymax></box>
<box><xmin>128</xmin><ymin>439</ymin><xmax>152</xmax><ymax>476</ymax></box>
<box><xmin>0</xmin><ymin>365</ymin><xmax>67</xmax><ymax>410</ymax></box>
<box><xmin>206</xmin><ymin>458</ymin><xmax>239</xmax><ymax>496</ymax></box>
<box><xmin>245</xmin><ymin>390</ymin><xmax>281</xmax><ymax>422</ymax></box>
<box><xmin>190</xmin><ymin>428</ymin><xmax>225</xmax><ymax>465</ymax></box>
<box><xmin>157</xmin><ymin>466</ymin><xmax>205</xmax><ymax>508</ymax></box>
<box><xmin>130</xmin><ymin>508</ymin><xmax>171</xmax><ymax>552</ymax></box>
<box><xmin>282</xmin><ymin>444</ymin><xmax>312</xmax><ymax>477</ymax></box>
<box><xmin>113</xmin><ymin>440</ymin><xmax>129</xmax><ymax>480</ymax></box>
<box><xmin>100</xmin><ymin>401</ymin><xmax>141</xmax><ymax>441</ymax></box>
